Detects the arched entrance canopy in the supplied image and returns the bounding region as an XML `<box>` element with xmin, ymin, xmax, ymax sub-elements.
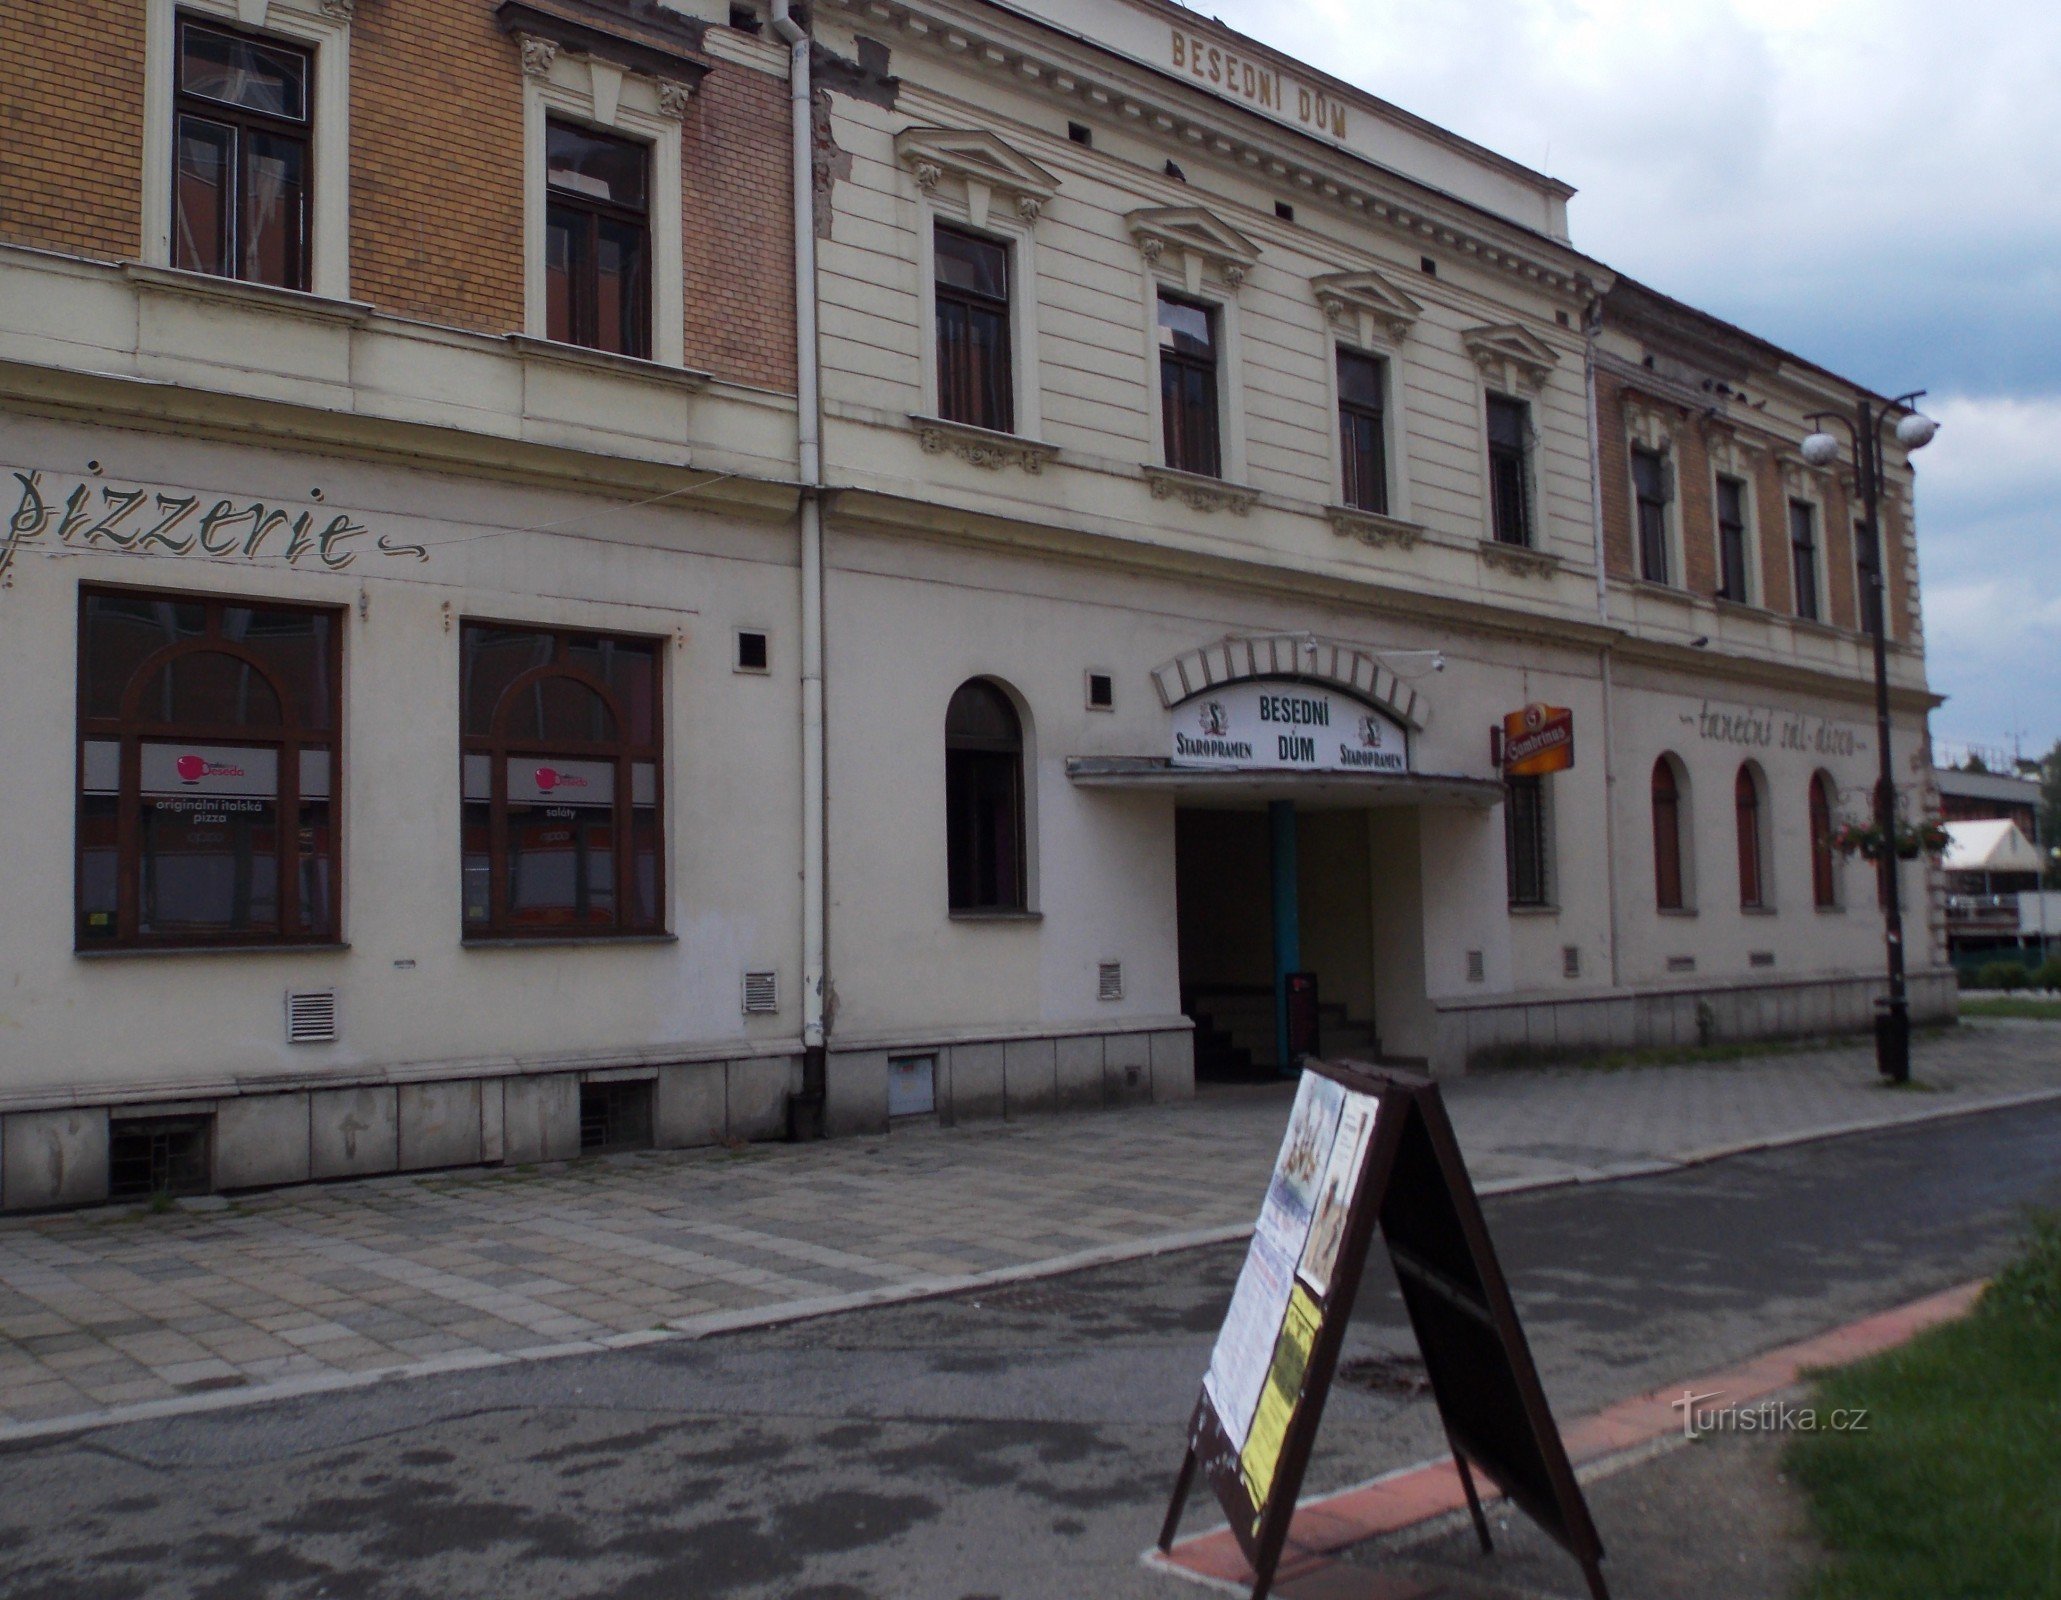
<box><xmin>1150</xmin><ymin>634</ymin><xmax>1428</xmax><ymax>731</ymax></box>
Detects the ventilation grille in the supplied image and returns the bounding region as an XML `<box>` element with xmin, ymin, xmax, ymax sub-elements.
<box><xmin>1097</xmin><ymin>961</ymin><xmax>1123</xmax><ymax>1002</ymax></box>
<box><xmin>741</xmin><ymin>971</ymin><xmax>778</xmax><ymax>1015</ymax></box>
<box><xmin>1667</xmin><ymin>955</ymin><xmax>1697</xmax><ymax>974</ymax></box>
<box><xmin>285</xmin><ymin>988</ymin><xmax>337</xmax><ymax>1044</ymax></box>
<box><xmin>1465</xmin><ymin>950</ymin><xmax>1485</xmax><ymax>983</ymax></box>
<box><xmin>1750</xmin><ymin>951</ymin><xmax>1777</xmax><ymax>969</ymax></box>
<box><xmin>1562</xmin><ymin>945</ymin><xmax>1581</xmax><ymax>979</ymax></box>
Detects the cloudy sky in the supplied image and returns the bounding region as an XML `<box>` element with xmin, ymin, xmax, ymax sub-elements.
<box><xmin>1206</xmin><ymin>0</ymin><xmax>2060</xmax><ymax>760</ymax></box>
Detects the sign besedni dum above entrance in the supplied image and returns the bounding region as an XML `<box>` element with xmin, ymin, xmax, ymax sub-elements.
<box><xmin>1172</xmin><ymin>681</ymin><xmax>1408</xmax><ymax>774</ymax></box>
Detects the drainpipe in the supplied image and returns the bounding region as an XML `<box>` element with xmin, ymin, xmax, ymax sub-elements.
<box><xmin>1584</xmin><ymin>294</ymin><xmax>1624</xmax><ymax>989</ymax></box>
<box><xmin>772</xmin><ymin>0</ymin><xmax>828</xmax><ymax>1137</ymax></box>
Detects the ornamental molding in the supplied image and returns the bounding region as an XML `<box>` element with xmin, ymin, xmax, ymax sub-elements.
<box><xmin>1326</xmin><ymin>505</ymin><xmax>1423</xmax><ymax>550</ymax></box>
<box><xmin>896</xmin><ymin>127</ymin><xmax>1060</xmax><ymax>227</ymax></box>
<box><xmin>1150</xmin><ymin>633</ymin><xmax>1427</xmax><ymax>729</ymax></box>
<box><xmin>1777</xmin><ymin>452</ymin><xmax>1831</xmax><ymax>500</ymax></box>
<box><xmin>1620</xmin><ymin>391</ymin><xmax>1679</xmax><ymax>450</ymax></box>
<box><xmin>1311</xmin><ymin>269</ymin><xmax>1422</xmax><ymax>345</ymax></box>
<box><xmin>1127</xmin><ymin>205</ymin><xmax>1261</xmax><ymax>293</ymax></box>
<box><xmin>1698</xmin><ymin>417</ymin><xmax>1766</xmax><ymax>475</ymax></box>
<box><xmin>911</xmin><ymin>414</ymin><xmax>1060</xmax><ymax>473</ymax></box>
<box><xmin>1141</xmin><ymin>464</ymin><xmax>1259</xmax><ymax>515</ymax></box>
<box><xmin>317</xmin><ymin>0</ymin><xmax>354</xmax><ymax>19</ymax></box>
<box><xmin>818</xmin><ymin>0</ymin><xmax>1598</xmax><ymax>304</ymax></box>
<box><xmin>496</xmin><ymin>0</ymin><xmax>711</xmax><ymax>96</ymax></box>
<box><xmin>515</xmin><ymin>31</ymin><xmax>558</xmax><ymax>76</ymax></box>
<box><xmin>1477</xmin><ymin>539</ymin><xmax>1560</xmax><ymax>578</ymax></box>
<box><xmin>655</xmin><ymin>78</ymin><xmax>696</xmax><ymax>118</ymax></box>
<box><xmin>1461</xmin><ymin>323</ymin><xmax>1560</xmax><ymax>396</ymax></box>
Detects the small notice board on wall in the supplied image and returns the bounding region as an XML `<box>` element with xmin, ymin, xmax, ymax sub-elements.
<box><xmin>1158</xmin><ymin>1061</ymin><xmax>1609</xmax><ymax>1600</ymax></box>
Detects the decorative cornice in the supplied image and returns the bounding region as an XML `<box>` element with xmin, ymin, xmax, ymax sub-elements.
<box><xmin>1327</xmin><ymin>505</ymin><xmax>1423</xmax><ymax>550</ymax></box>
<box><xmin>1127</xmin><ymin>205</ymin><xmax>1260</xmax><ymax>293</ymax></box>
<box><xmin>821</xmin><ymin>0</ymin><xmax>1604</xmax><ymax>302</ymax></box>
<box><xmin>1151</xmin><ymin>633</ymin><xmax>1427</xmax><ymax>729</ymax></box>
<box><xmin>1311</xmin><ymin>269</ymin><xmax>1422</xmax><ymax>345</ymax></box>
<box><xmin>912</xmin><ymin>414</ymin><xmax>1060</xmax><ymax>473</ymax></box>
<box><xmin>495</xmin><ymin>0</ymin><xmax>712</xmax><ymax>93</ymax></box>
<box><xmin>1141</xmin><ymin>464</ymin><xmax>1259</xmax><ymax>515</ymax></box>
<box><xmin>1462</xmin><ymin>323</ymin><xmax>1560</xmax><ymax>395</ymax></box>
<box><xmin>895</xmin><ymin>127</ymin><xmax>1060</xmax><ymax>224</ymax></box>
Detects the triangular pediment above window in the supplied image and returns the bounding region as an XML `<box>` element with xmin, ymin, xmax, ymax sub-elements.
<box><xmin>896</xmin><ymin>127</ymin><xmax>1060</xmax><ymax>220</ymax></box>
<box><xmin>1461</xmin><ymin>323</ymin><xmax>1561</xmax><ymax>394</ymax></box>
<box><xmin>1312</xmin><ymin>269</ymin><xmax>1423</xmax><ymax>343</ymax></box>
<box><xmin>1126</xmin><ymin>206</ymin><xmax>1261</xmax><ymax>289</ymax></box>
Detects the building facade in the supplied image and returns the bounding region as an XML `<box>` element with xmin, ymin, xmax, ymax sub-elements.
<box><xmin>0</xmin><ymin>0</ymin><xmax>1952</xmax><ymax>1209</ymax></box>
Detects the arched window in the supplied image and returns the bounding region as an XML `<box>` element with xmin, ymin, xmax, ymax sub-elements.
<box><xmin>1735</xmin><ymin>764</ymin><xmax>1766</xmax><ymax>909</ymax></box>
<box><xmin>460</xmin><ymin>622</ymin><xmax>663</xmax><ymax>938</ymax></box>
<box><xmin>1652</xmin><ymin>756</ymin><xmax>1686</xmax><ymax>911</ymax></box>
<box><xmin>946</xmin><ymin>678</ymin><xmax>1025</xmax><ymax>912</ymax></box>
<box><xmin>77</xmin><ymin>587</ymin><xmax>339</xmax><ymax>947</ymax></box>
<box><xmin>1809</xmin><ymin>772</ymin><xmax>1838</xmax><ymax>909</ymax></box>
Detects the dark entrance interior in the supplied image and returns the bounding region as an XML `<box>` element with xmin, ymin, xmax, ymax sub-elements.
<box><xmin>1175</xmin><ymin>806</ymin><xmax>1381</xmax><ymax>1079</ymax></box>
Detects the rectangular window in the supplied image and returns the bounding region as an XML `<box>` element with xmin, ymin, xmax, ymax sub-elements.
<box><xmin>1631</xmin><ymin>445</ymin><xmax>1671</xmax><ymax>584</ymax></box>
<box><xmin>1506</xmin><ymin>776</ymin><xmax>1550</xmax><ymax>908</ymax></box>
<box><xmin>173</xmin><ymin>17</ymin><xmax>312</xmax><ymax>290</ymax></box>
<box><xmin>934</xmin><ymin>225</ymin><xmax>1013</xmax><ymax>433</ymax></box>
<box><xmin>460</xmin><ymin>622</ymin><xmax>664</xmax><ymax>939</ymax></box>
<box><xmin>1337</xmin><ymin>349</ymin><xmax>1389</xmax><ymax>515</ymax></box>
<box><xmin>1716</xmin><ymin>475</ymin><xmax>1750</xmax><ymax>602</ymax></box>
<box><xmin>1158</xmin><ymin>292</ymin><xmax>1221</xmax><ymax>478</ymax></box>
<box><xmin>545</xmin><ymin>119</ymin><xmax>651</xmax><ymax>359</ymax></box>
<box><xmin>1790</xmin><ymin>499</ymin><xmax>1821</xmax><ymax>621</ymax></box>
<box><xmin>1486</xmin><ymin>395</ymin><xmax>1531</xmax><ymax>546</ymax></box>
<box><xmin>1855</xmin><ymin>518</ymin><xmax>1883</xmax><ymax>636</ymax></box>
<box><xmin>77</xmin><ymin>587</ymin><xmax>341</xmax><ymax>948</ymax></box>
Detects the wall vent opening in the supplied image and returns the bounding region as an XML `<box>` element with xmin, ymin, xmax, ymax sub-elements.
<box><xmin>285</xmin><ymin>988</ymin><xmax>338</xmax><ymax>1044</ymax></box>
<box><xmin>1562</xmin><ymin>945</ymin><xmax>1581</xmax><ymax>979</ymax></box>
<box><xmin>741</xmin><ymin>970</ymin><xmax>778</xmax><ymax>1014</ymax></box>
<box><xmin>1097</xmin><ymin>961</ymin><xmax>1124</xmax><ymax>1002</ymax></box>
<box><xmin>1067</xmin><ymin>121</ymin><xmax>1092</xmax><ymax>147</ymax></box>
<box><xmin>1085</xmin><ymin>671</ymin><xmax>1114</xmax><ymax>710</ymax></box>
<box><xmin>579</xmin><ymin>1080</ymin><xmax>653</xmax><ymax>1154</ymax></box>
<box><xmin>1750</xmin><ymin>951</ymin><xmax>1777</xmax><ymax>968</ymax></box>
<box><xmin>1419</xmin><ymin>255</ymin><xmax>1437</xmax><ymax>276</ymax></box>
<box><xmin>1667</xmin><ymin>955</ymin><xmax>1697</xmax><ymax>973</ymax></box>
<box><xmin>1465</xmin><ymin>950</ymin><xmax>1485</xmax><ymax>983</ymax></box>
<box><xmin>109</xmin><ymin>1116</ymin><xmax>213</xmax><ymax>1200</ymax></box>
<box><xmin>1275</xmin><ymin>200</ymin><xmax>1294</xmax><ymax>222</ymax></box>
<box><xmin>735</xmin><ymin>629</ymin><xmax>770</xmax><ymax>673</ymax></box>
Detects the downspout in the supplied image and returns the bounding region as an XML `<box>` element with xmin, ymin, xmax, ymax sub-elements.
<box><xmin>1584</xmin><ymin>293</ymin><xmax>1624</xmax><ymax>990</ymax></box>
<box><xmin>772</xmin><ymin>0</ymin><xmax>828</xmax><ymax>1137</ymax></box>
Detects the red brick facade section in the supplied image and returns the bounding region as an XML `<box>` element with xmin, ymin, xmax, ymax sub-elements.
<box><xmin>0</xmin><ymin>1</ymin><xmax>794</xmax><ymax>395</ymax></box>
<box><xmin>1752</xmin><ymin>452</ymin><xmax>1794</xmax><ymax>615</ymax></box>
<box><xmin>0</xmin><ymin>1</ymin><xmax>144</xmax><ymax>261</ymax></box>
<box><xmin>1594</xmin><ymin>374</ymin><xmax>1636</xmax><ymax>580</ymax></box>
<box><xmin>680</xmin><ymin>65</ymin><xmax>795</xmax><ymax>392</ymax></box>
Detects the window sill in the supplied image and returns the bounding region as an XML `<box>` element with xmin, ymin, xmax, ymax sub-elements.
<box><xmin>76</xmin><ymin>941</ymin><xmax>352</xmax><ymax>960</ymax></box>
<box><xmin>1328</xmin><ymin>505</ymin><xmax>1424</xmax><ymax>551</ymax></box>
<box><xmin>1741</xmin><ymin>904</ymin><xmax>1779</xmax><ymax>916</ymax></box>
<box><xmin>121</xmin><ymin>262</ymin><xmax>374</xmax><ymax>324</ymax></box>
<box><xmin>462</xmin><ymin>933</ymin><xmax>680</xmax><ymax>949</ymax></box>
<box><xmin>1656</xmin><ymin>906</ymin><xmax>1699</xmax><ymax>918</ymax></box>
<box><xmin>1507</xmin><ymin>903</ymin><xmax>1561</xmax><ymax>917</ymax></box>
<box><xmin>1815</xmin><ymin>903</ymin><xmax>1849</xmax><ymax>915</ymax></box>
<box><xmin>910</xmin><ymin>414</ymin><xmax>1059</xmax><ymax>473</ymax></box>
<box><xmin>1478</xmin><ymin>539</ymin><xmax>1560</xmax><ymax>578</ymax></box>
<box><xmin>506</xmin><ymin>334</ymin><xmax>712</xmax><ymax>390</ymax></box>
<box><xmin>1140</xmin><ymin>464</ymin><xmax>1259</xmax><ymax>516</ymax></box>
<box><xmin>1713</xmin><ymin>595</ymin><xmax>1762</xmax><ymax>618</ymax></box>
<box><xmin>948</xmin><ymin>909</ymin><xmax>1044</xmax><ymax>923</ymax></box>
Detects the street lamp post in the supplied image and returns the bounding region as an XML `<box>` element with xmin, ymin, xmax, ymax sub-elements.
<box><xmin>1802</xmin><ymin>395</ymin><xmax>1937</xmax><ymax>1084</ymax></box>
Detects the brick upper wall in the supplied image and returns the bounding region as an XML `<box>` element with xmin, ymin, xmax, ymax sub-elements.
<box><xmin>0</xmin><ymin>0</ymin><xmax>794</xmax><ymax>395</ymax></box>
<box><xmin>0</xmin><ymin>1</ymin><xmax>144</xmax><ymax>261</ymax></box>
<box><xmin>1595</xmin><ymin>374</ymin><xmax>1636</xmax><ymax>580</ymax></box>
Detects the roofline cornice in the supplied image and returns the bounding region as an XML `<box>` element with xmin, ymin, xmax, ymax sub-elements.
<box><xmin>823</xmin><ymin>0</ymin><xmax>1613</xmax><ymax>301</ymax></box>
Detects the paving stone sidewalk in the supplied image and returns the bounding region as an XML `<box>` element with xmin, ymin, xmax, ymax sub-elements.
<box><xmin>0</xmin><ymin>1021</ymin><xmax>2054</xmax><ymax>1438</ymax></box>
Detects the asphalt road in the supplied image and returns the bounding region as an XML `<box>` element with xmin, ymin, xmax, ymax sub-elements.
<box><xmin>2</xmin><ymin>1099</ymin><xmax>2056</xmax><ymax>1600</ymax></box>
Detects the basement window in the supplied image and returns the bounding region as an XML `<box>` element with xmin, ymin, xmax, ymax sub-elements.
<box><xmin>579</xmin><ymin>1080</ymin><xmax>654</xmax><ymax>1153</ymax></box>
<box><xmin>109</xmin><ymin>1116</ymin><xmax>213</xmax><ymax>1200</ymax></box>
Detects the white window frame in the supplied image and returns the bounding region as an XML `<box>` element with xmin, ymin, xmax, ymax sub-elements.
<box><xmin>914</xmin><ymin>199</ymin><xmax>1043</xmax><ymax>441</ymax></box>
<box><xmin>1142</xmin><ymin>269</ymin><xmax>1247</xmax><ymax>483</ymax></box>
<box><xmin>143</xmin><ymin>0</ymin><xmax>353</xmax><ymax>300</ymax></box>
<box><xmin>1504</xmin><ymin>772</ymin><xmax>1556</xmax><ymax>913</ymax></box>
<box><xmin>1622</xmin><ymin>399</ymin><xmax>1684</xmax><ymax>588</ymax></box>
<box><xmin>1324</xmin><ymin>335</ymin><xmax>1414</xmax><ymax>521</ymax></box>
<box><xmin>522</xmin><ymin>55</ymin><xmax>685</xmax><ymax>367</ymax></box>
<box><xmin>1709</xmin><ymin>464</ymin><xmax>1760</xmax><ymax>607</ymax></box>
<box><xmin>1784</xmin><ymin>485</ymin><xmax>1831</xmax><ymax>624</ymax></box>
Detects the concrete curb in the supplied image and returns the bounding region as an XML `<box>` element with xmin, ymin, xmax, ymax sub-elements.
<box><xmin>2</xmin><ymin>1086</ymin><xmax>2054</xmax><ymax>1451</ymax></box>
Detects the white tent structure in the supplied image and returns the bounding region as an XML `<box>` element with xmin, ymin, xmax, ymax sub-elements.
<box><xmin>1942</xmin><ymin>819</ymin><xmax>2044</xmax><ymax>878</ymax></box>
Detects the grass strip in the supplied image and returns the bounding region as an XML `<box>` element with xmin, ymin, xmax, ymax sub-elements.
<box><xmin>1787</xmin><ymin>1212</ymin><xmax>2061</xmax><ymax>1598</ymax></box>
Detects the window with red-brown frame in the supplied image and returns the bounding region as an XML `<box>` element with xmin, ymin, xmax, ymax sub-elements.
<box><xmin>460</xmin><ymin>622</ymin><xmax>664</xmax><ymax>939</ymax></box>
<box><xmin>77</xmin><ymin>586</ymin><xmax>341</xmax><ymax>948</ymax></box>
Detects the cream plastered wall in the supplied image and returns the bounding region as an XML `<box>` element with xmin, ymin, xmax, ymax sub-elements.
<box><xmin>0</xmin><ymin>415</ymin><xmax>805</xmax><ymax>1102</ymax></box>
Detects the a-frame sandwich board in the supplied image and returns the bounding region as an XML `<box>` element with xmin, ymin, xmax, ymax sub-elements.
<box><xmin>1158</xmin><ymin>1061</ymin><xmax>1608</xmax><ymax>1600</ymax></box>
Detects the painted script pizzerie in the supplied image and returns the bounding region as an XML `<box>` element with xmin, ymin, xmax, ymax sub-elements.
<box><xmin>1</xmin><ymin>467</ymin><xmax>430</xmax><ymax>583</ymax></box>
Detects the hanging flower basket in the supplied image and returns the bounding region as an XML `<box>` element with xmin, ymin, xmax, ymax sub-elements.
<box><xmin>1833</xmin><ymin>817</ymin><xmax>1949</xmax><ymax>861</ymax></box>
